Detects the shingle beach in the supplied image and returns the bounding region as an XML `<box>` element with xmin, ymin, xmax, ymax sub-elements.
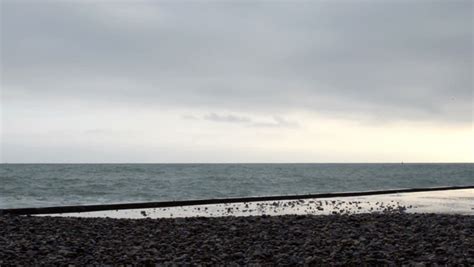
<box><xmin>1</xmin><ymin>213</ymin><xmax>472</xmax><ymax>265</ymax></box>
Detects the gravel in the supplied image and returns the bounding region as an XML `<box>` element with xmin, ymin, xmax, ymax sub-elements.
<box><xmin>1</xmin><ymin>213</ymin><xmax>473</xmax><ymax>265</ymax></box>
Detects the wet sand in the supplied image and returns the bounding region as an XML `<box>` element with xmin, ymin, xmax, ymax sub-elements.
<box><xmin>43</xmin><ymin>189</ymin><xmax>474</xmax><ymax>219</ymax></box>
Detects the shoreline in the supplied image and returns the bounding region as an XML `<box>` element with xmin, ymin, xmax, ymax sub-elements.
<box><xmin>32</xmin><ymin>188</ymin><xmax>474</xmax><ymax>219</ymax></box>
<box><xmin>2</xmin><ymin>189</ymin><xmax>473</xmax><ymax>264</ymax></box>
<box><xmin>2</xmin><ymin>186</ymin><xmax>473</xmax><ymax>217</ymax></box>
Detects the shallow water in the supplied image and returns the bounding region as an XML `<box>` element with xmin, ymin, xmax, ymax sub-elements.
<box><xmin>1</xmin><ymin>163</ymin><xmax>472</xmax><ymax>209</ymax></box>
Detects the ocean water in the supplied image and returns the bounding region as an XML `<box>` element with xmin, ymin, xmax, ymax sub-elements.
<box><xmin>0</xmin><ymin>163</ymin><xmax>472</xmax><ymax>209</ymax></box>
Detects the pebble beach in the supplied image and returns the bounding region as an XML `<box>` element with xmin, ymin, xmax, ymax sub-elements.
<box><xmin>1</xmin><ymin>212</ymin><xmax>473</xmax><ymax>265</ymax></box>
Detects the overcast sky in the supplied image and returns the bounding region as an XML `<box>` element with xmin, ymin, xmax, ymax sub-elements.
<box><xmin>1</xmin><ymin>0</ymin><xmax>472</xmax><ymax>163</ymax></box>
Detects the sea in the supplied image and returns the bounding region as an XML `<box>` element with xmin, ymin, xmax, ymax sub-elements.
<box><xmin>0</xmin><ymin>163</ymin><xmax>472</xmax><ymax>209</ymax></box>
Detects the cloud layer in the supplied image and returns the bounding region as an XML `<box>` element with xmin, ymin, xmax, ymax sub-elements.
<box><xmin>2</xmin><ymin>0</ymin><xmax>472</xmax><ymax>123</ymax></box>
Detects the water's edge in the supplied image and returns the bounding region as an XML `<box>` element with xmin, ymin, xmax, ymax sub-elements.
<box><xmin>2</xmin><ymin>185</ymin><xmax>472</xmax><ymax>215</ymax></box>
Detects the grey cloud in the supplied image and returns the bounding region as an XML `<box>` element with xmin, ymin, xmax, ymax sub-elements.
<box><xmin>202</xmin><ymin>113</ymin><xmax>298</xmax><ymax>129</ymax></box>
<box><xmin>203</xmin><ymin>113</ymin><xmax>251</xmax><ymax>123</ymax></box>
<box><xmin>1</xmin><ymin>0</ymin><xmax>472</xmax><ymax>123</ymax></box>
